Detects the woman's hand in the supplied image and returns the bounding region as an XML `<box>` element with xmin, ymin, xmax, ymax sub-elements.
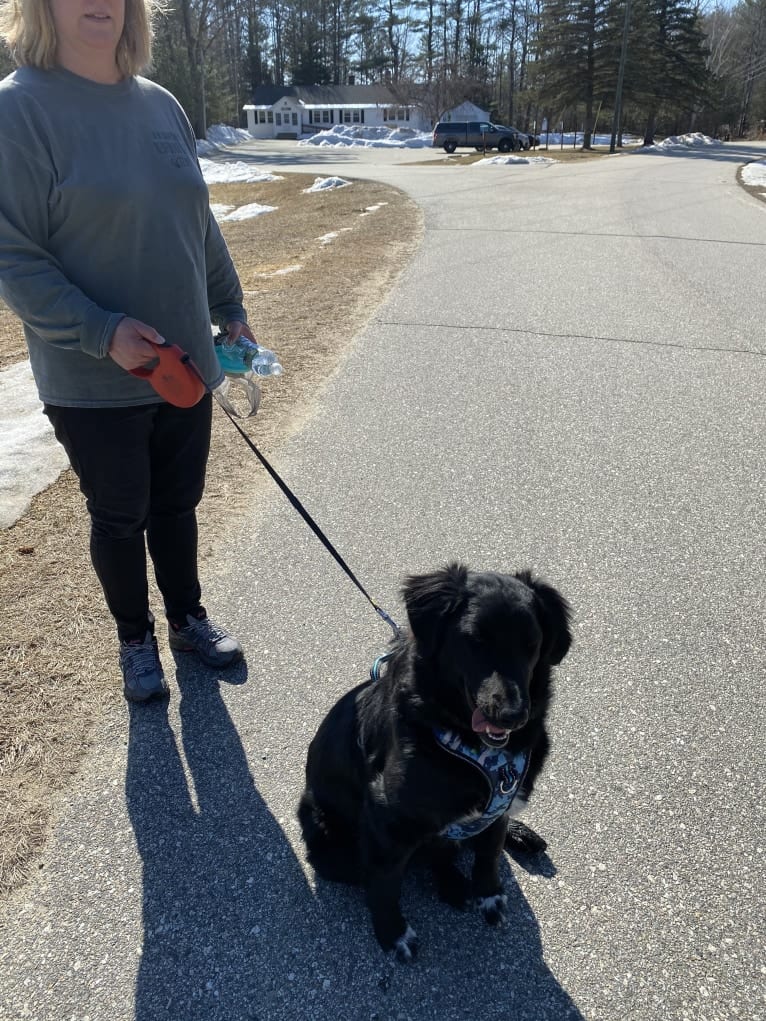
<box><xmin>223</xmin><ymin>320</ymin><xmax>257</xmax><ymax>344</ymax></box>
<box><xmin>108</xmin><ymin>317</ymin><xmax>165</xmax><ymax>370</ymax></box>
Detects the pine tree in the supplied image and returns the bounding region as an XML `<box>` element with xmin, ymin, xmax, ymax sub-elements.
<box><xmin>632</xmin><ymin>0</ymin><xmax>710</xmax><ymax>143</ymax></box>
<box><xmin>535</xmin><ymin>0</ymin><xmax>611</xmax><ymax>147</ymax></box>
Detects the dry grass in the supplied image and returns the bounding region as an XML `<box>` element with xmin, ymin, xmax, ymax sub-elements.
<box><xmin>0</xmin><ymin>172</ymin><xmax>422</xmax><ymax>897</ymax></box>
<box><xmin>0</xmin><ymin>304</ymin><xmax>26</xmax><ymax>370</ymax></box>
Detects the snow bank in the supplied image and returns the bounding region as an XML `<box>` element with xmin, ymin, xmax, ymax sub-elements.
<box><xmin>653</xmin><ymin>132</ymin><xmax>719</xmax><ymax>149</ymax></box>
<box><xmin>299</xmin><ymin>124</ymin><xmax>433</xmax><ymax>149</ymax></box>
<box><xmin>198</xmin><ymin>159</ymin><xmax>282</xmax><ymax>185</ymax></box>
<box><xmin>742</xmin><ymin>160</ymin><xmax>766</xmax><ymax>188</ymax></box>
<box><xmin>196</xmin><ymin>123</ymin><xmax>252</xmax><ymax>155</ymax></box>
<box><xmin>540</xmin><ymin>132</ymin><xmax>642</xmax><ymax>146</ymax></box>
<box><xmin>208</xmin><ymin>124</ymin><xmax>252</xmax><ymax>146</ymax></box>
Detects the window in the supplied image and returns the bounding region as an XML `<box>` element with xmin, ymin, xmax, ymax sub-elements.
<box><xmin>258</xmin><ymin>111</ymin><xmax>266</xmax><ymax>124</ymax></box>
<box><xmin>292</xmin><ymin>113</ymin><xmax>298</xmax><ymax>125</ymax></box>
<box><xmin>275</xmin><ymin>112</ymin><xmax>282</xmax><ymax>125</ymax></box>
<box><xmin>267</xmin><ymin>111</ymin><xmax>273</xmax><ymax>123</ymax></box>
<box><xmin>322</xmin><ymin>110</ymin><xmax>331</xmax><ymax>123</ymax></box>
<box><xmin>384</xmin><ymin>107</ymin><xmax>410</xmax><ymax>122</ymax></box>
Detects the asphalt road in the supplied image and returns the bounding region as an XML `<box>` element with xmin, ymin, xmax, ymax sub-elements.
<box><xmin>1</xmin><ymin>140</ymin><xmax>764</xmax><ymax>1021</ymax></box>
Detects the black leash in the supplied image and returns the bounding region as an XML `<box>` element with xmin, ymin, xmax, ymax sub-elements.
<box><xmin>185</xmin><ymin>355</ymin><xmax>401</xmax><ymax>640</ymax></box>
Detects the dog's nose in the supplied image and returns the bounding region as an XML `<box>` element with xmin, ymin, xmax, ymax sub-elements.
<box><xmin>484</xmin><ymin>680</ymin><xmax>529</xmax><ymax>729</ymax></box>
<box><xmin>505</xmin><ymin>707</ymin><xmax>529</xmax><ymax>730</ymax></box>
<box><xmin>494</xmin><ymin>703</ymin><xmax>529</xmax><ymax>730</ymax></box>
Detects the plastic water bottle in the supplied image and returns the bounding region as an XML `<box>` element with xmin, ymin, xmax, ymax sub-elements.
<box><xmin>249</xmin><ymin>346</ymin><xmax>284</xmax><ymax>378</ymax></box>
<box><xmin>215</xmin><ymin>334</ymin><xmax>283</xmax><ymax>378</ymax></box>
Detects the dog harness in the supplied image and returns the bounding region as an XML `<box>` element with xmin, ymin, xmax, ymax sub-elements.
<box><xmin>433</xmin><ymin>728</ymin><xmax>530</xmax><ymax>841</ymax></box>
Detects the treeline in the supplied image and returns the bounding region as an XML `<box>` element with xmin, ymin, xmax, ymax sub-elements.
<box><xmin>1</xmin><ymin>1</ymin><xmax>764</xmax><ymax>142</ymax></box>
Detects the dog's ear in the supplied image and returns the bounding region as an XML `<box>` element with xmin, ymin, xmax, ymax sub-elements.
<box><xmin>402</xmin><ymin>562</ymin><xmax>470</xmax><ymax>656</ymax></box>
<box><xmin>516</xmin><ymin>571</ymin><xmax>572</xmax><ymax>665</ymax></box>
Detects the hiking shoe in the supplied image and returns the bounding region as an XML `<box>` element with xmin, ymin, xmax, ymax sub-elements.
<box><xmin>120</xmin><ymin>631</ymin><xmax>169</xmax><ymax>702</ymax></box>
<box><xmin>168</xmin><ymin>612</ymin><xmax>244</xmax><ymax>668</ymax></box>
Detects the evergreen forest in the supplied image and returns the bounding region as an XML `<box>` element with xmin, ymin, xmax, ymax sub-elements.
<box><xmin>2</xmin><ymin>0</ymin><xmax>765</xmax><ymax>143</ymax></box>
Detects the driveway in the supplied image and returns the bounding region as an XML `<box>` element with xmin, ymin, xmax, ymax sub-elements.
<box><xmin>1</xmin><ymin>139</ymin><xmax>764</xmax><ymax>1021</ymax></box>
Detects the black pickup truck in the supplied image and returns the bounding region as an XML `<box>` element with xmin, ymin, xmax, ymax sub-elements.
<box><xmin>432</xmin><ymin>120</ymin><xmax>524</xmax><ymax>153</ymax></box>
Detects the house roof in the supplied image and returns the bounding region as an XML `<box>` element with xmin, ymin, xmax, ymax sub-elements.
<box><xmin>249</xmin><ymin>84</ymin><xmax>404</xmax><ymax>108</ymax></box>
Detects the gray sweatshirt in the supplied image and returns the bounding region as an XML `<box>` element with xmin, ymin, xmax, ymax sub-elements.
<box><xmin>0</xmin><ymin>66</ymin><xmax>245</xmax><ymax>406</ymax></box>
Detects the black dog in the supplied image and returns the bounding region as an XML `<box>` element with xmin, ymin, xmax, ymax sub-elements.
<box><xmin>298</xmin><ymin>563</ymin><xmax>572</xmax><ymax>960</ymax></box>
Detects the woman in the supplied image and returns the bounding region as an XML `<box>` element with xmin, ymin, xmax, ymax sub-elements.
<box><xmin>0</xmin><ymin>0</ymin><xmax>254</xmax><ymax>700</ymax></box>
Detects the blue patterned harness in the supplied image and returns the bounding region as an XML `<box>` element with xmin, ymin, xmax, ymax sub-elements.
<box><xmin>433</xmin><ymin>728</ymin><xmax>530</xmax><ymax>841</ymax></box>
<box><xmin>369</xmin><ymin>653</ymin><xmax>529</xmax><ymax>842</ymax></box>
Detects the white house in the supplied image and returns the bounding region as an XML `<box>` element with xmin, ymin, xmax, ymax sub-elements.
<box><xmin>439</xmin><ymin>100</ymin><xmax>491</xmax><ymax>122</ymax></box>
<box><xmin>243</xmin><ymin>84</ymin><xmax>432</xmax><ymax>139</ymax></box>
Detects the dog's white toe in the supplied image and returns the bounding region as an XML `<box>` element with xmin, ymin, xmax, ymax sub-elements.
<box><xmin>479</xmin><ymin>893</ymin><xmax>508</xmax><ymax>925</ymax></box>
<box><xmin>394</xmin><ymin>925</ymin><xmax>419</xmax><ymax>962</ymax></box>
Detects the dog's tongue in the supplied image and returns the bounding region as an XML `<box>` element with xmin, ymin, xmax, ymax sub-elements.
<box><xmin>471</xmin><ymin>708</ymin><xmax>507</xmax><ymax>736</ymax></box>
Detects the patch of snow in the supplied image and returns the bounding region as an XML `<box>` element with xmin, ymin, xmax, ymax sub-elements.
<box><xmin>199</xmin><ymin>159</ymin><xmax>283</xmax><ymax>185</ymax></box>
<box><xmin>742</xmin><ymin>160</ymin><xmax>766</xmax><ymax>188</ymax></box>
<box><xmin>217</xmin><ymin>202</ymin><xmax>277</xmax><ymax>222</ymax></box>
<box><xmin>303</xmin><ymin>177</ymin><xmax>352</xmax><ymax>193</ymax></box>
<box><xmin>0</xmin><ymin>361</ymin><xmax>69</xmax><ymax>529</ymax></box>
<box><xmin>475</xmin><ymin>155</ymin><xmax>556</xmax><ymax>166</ymax></box>
<box><xmin>210</xmin><ymin>203</ymin><xmax>236</xmax><ymax>219</ymax></box>
<box><xmin>255</xmin><ymin>265</ymin><xmax>302</xmax><ymax>277</ymax></box>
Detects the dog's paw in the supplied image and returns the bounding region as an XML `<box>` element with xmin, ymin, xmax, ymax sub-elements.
<box><xmin>505</xmin><ymin>819</ymin><xmax>548</xmax><ymax>855</ymax></box>
<box><xmin>478</xmin><ymin>893</ymin><xmax>508</xmax><ymax>926</ymax></box>
<box><xmin>393</xmin><ymin>925</ymin><xmax>419</xmax><ymax>963</ymax></box>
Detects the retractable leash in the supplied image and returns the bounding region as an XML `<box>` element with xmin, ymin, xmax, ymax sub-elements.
<box><xmin>133</xmin><ymin>340</ymin><xmax>402</xmax><ymax>641</ymax></box>
<box><xmin>209</xmin><ymin>390</ymin><xmax>403</xmax><ymax>640</ymax></box>
<box><xmin>128</xmin><ymin>340</ymin><xmax>206</xmax><ymax>408</ymax></box>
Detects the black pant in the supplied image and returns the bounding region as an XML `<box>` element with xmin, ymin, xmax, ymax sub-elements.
<box><xmin>45</xmin><ymin>396</ymin><xmax>212</xmax><ymax>642</ymax></box>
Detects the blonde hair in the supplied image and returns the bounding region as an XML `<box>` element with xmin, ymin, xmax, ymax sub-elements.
<box><xmin>0</xmin><ymin>0</ymin><xmax>156</xmax><ymax>76</ymax></box>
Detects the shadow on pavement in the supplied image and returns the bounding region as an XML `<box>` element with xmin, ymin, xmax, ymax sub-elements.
<box><xmin>127</xmin><ymin>662</ymin><xmax>323</xmax><ymax>1020</ymax></box>
<box><xmin>201</xmin><ymin>142</ymin><xmax>442</xmax><ymax>170</ymax></box>
<box><xmin>201</xmin><ymin>145</ymin><xmax>363</xmax><ymax>168</ymax></box>
<box><xmin>127</xmin><ymin>663</ymin><xmax>583</xmax><ymax>1020</ymax></box>
<box><xmin>309</xmin><ymin>853</ymin><xmax>585</xmax><ymax>1020</ymax></box>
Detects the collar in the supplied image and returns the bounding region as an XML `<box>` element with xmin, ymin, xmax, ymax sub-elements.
<box><xmin>369</xmin><ymin>650</ymin><xmax>394</xmax><ymax>682</ymax></box>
